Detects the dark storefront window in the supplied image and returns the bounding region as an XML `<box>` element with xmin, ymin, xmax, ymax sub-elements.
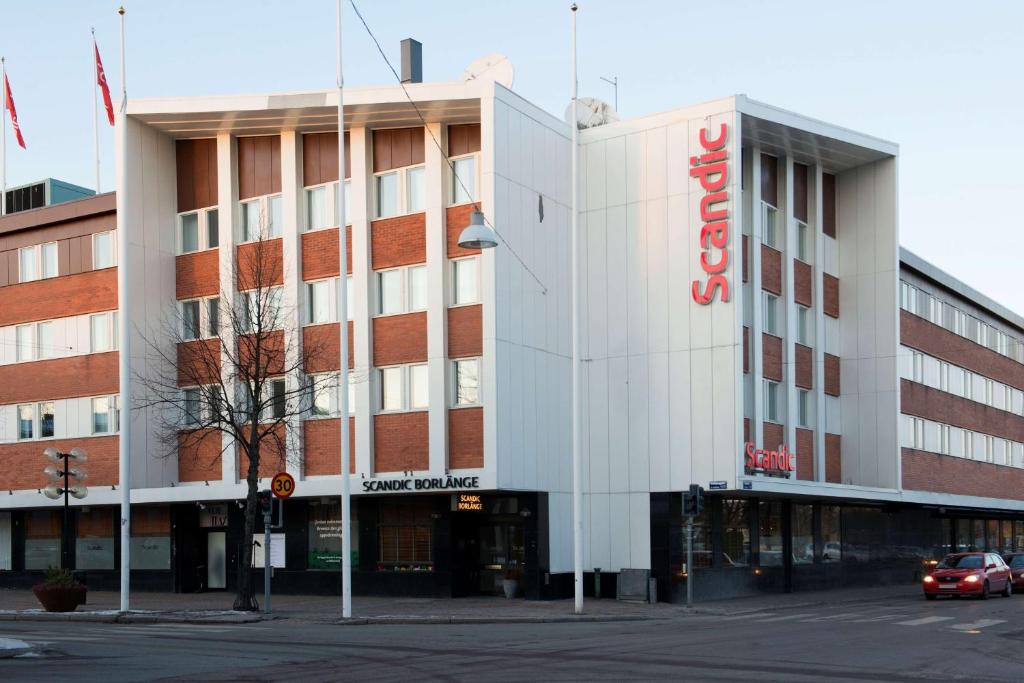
<box><xmin>76</xmin><ymin>509</ymin><xmax>114</xmax><ymax>570</ymax></box>
<box><xmin>25</xmin><ymin>511</ymin><xmax>61</xmax><ymax>570</ymax></box>
<box><xmin>987</xmin><ymin>520</ymin><xmax>999</xmax><ymax>551</ymax></box>
<box><xmin>1001</xmin><ymin>520</ymin><xmax>1014</xmax><ymax>554</ymax></box>
<box><xmin>308</xmin><ymin>501</ymin><xmax>358</xmax><ymax>569</ymax></box>
<box><xmin>378</xmin><ymin>500</ymin><xmax>433</xmax><ymax>571</ymax></box>
<box><xmin>821</xmin><ymin>505</ymin><xmax>841</xmax><ymax>562</ymax></box>
<box><xmin>973</xmin><ymin>520</ymin><xmax>986</xmax><ymax>552</ymax></box>
<box><xmin>793</xmin><ymin>505</ymin><xmax>813</xmax><ymax>564</ymax></box>
<box><xmin>721</xmin><ymin>499</ymin><xmax>750</xmax><ymax>566</ymax></box>
<box><xmin>131</xmin><ymin>506</ymin><xmax>171</xmax><ymax>570</ymax></box>
<box><xmin>689</xmin><ymin>508</ymin><xmax>712</xmax><ymax>569</ymax></box>
<box><xmin>1016</xmin><ymin>521</ymin><xmax>1024</xmax><ymax>551</ymax></box>
<box><xmin>758</xmin><ymin>501</ymin><xmax>784</xmax><ymax>566</ymax></box>
<box><xmin>842</xmin><ymin>507</ymin><xmax>882</xmax><ymax>563</ymax></box>
<box><xmin>955</xmin><ymin>519</ymin><xmax>971</xmax><ymax>552</ymax></box>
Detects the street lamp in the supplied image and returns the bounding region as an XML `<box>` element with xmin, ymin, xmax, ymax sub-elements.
<box><xmin>457</xmin><ymin>209</ymin><xmax>499</xmax><ymax>250</ymax></box>
<box><xmin>42</xmin><ymin>447</ymin><xmax>89</xmax><ymax>570</ymax></box>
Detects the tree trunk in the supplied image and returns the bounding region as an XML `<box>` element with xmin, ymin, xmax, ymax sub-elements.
<box><xmin>232</xmin><ymin>442</ymin><xmax>261</xmax><ymax>611</ymax></box>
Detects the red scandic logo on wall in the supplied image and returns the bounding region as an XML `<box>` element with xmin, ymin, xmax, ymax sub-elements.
<box><xmin>690</xmin><ymin>123</ymin><xmax>730</xmax><ymax>305</ymax></box>
<box><xmin>744</xmin><ymin>441</ymin><xmax>796</xmax><ymax>474</ymax></box>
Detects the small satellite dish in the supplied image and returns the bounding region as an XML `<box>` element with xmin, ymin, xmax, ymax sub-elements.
<box><xmin>462</xmin><ymin>54</ymin><xmax>515</xmax><ymax>88</ymax></box>
<box><xmin>564</xmin><ymin>97</ymin><xmax>620</xmax><ymax>130</ymax></box>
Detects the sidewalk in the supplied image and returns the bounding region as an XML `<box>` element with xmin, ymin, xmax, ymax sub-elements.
<box><xmin>0</xmin><ymin>582</ymin><xmax>921</xmax><ymax>624</ymax></box>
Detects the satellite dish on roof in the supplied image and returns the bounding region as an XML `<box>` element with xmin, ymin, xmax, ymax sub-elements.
<box><xmin>564</xmin><ymin>97</ymin><xmax>619</xmax><ymax>130</ymax></box>
<box><xmin>462</xmin><ymin>54</ymin><xmax>515</xmax><ymax>88</ymax></box>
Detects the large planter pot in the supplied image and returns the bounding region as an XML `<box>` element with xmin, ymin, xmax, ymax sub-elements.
<box><xmin>32</xmin><ymin>583</ymin><xmax>87</xmax><ymax>613</ymax></box>
<box><xmin>502</xmin><ymin>578</ymin><xmax>518</xmax><ymax>600</ymax></box>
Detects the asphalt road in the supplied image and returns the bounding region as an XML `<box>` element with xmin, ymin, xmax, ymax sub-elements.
<box><xmin>2</xmin><ymin>590</ymin><xmax>1024</xmax><ymax>682</ymax></box>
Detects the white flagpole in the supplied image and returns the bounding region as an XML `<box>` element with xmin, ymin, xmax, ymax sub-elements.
<box><xmin>116</xmin><ymin>5</ymin><xmax>131</xmax><ymax>614</ymax></box>
<box><xmin>570</xmin><ymin>1</ymin><xmax>583</xmax><ymax>616</ymax></box>
<box><xmin>2</xmin><ymin>57</ymin><xmax>6</xmax><ymax>216</ymax></box>
<box><xmin>92</xmin><ymin>28</ymin><xmax>100</xmax><ymax>193</ymax></box>
<box><xmin>336</xmin><ymin>0</ymin><xmax>352</xmax><ymax>620</ymax></box>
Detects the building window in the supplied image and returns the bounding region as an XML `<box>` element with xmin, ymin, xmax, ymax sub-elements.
<box><xmin>18</xmin><ymin>243</ymin><xmax>57</xmax><ymax>282</ymax></box>
<box><xmin>797</xmin><ymin>389</ymin><xmax>812</xmax><ymax>428</ymax></box>
<box><xmin>378</xmin><ymin>500</ymin><xmax>433</xmax><ymax>571</ymax></box>
<box><xmin>91</xmin><ymin>395</ymin><xmax>120</xmax><ymax>434</ymax></box>
<box><xmin>307</xmin><ymin>184</ymin><xmax>330</xmax><ymax>231</ymax></box>
<box><xmin>761</xmin><ymin>202</ymin><xmax>778</xmax><ymax>249</ymax></box>
<box><xmin>180</xmin><ymin>213</ymin><xmax>200</xmax><ymax>253</ymax></box>
<box><xmin>207</xmin><ymin>209</ymin><xmax>220</xmax><ymax>248</ymax></box>
<box><xmin>375</xmin><ymin>172</ymin><xmax>399</xmax><ymax>218</ymax></box>
<box><xmin>763</xmin><ymin>380</ymin><xmax>780</xmax><ymax>423</ymax></box>
<box><xmin>181</xmin><ymin>300</ymin><xmax>201</xmax><ymax>340</ymax></box>
<box><xmin>821</xmin><ymin>506</ymin><xmax>842</xmax><ymax>562</ymax></box>
<box><xmin>406</xmin><ymin>166</ymin><xmax>426</xmax><ymax>213</ymax></box>
<box><xmin>183</xmin><ymin>388</ymin><xmax>201</xmax><ymax>427</ymax></box>
<box><xmin>452</xmin><ymin>257</ymin><xmax>480</xmax><ymax>306</ymax></box>
<box><xmin>41</xmin><ymin>242</ymin><xmax>58</xmax><ymax>279</ymax></box>
<box><xmin>89</xmin><ymin>312</ymin><xmax>117</xmax><ymax>353</ymax></box>
<box><xmin>451</xmin><ymin>155</ymin><xmax>477</xmax><ymax>205</ymax></box>
<box><xmin>308</xmin><ymin>279</ymin><xmax>332</xmax><ymax>325</ymax></box>
<box><xmin>378</xmin><ymin>364</ymin><xmax>428</xmax><ymax>413</ymax></box>
<box><xmin>207</xmin><ymin>298</ymin><xmax>220</xmax><ymax>337</ymax></box>
<box><xmin>17</xmin><ymin>404</ymin><xmax>33</xmax><ymax>440</ymax></box>
<box><xmin>376</xmin><ymin>265</ymin><xmax>427</xmax><ymax>316</ymax></box>
<box><xmin>796</xmin><ymin>305</ymin><xmax>811</xmax><ymax>346</ymax></box>
<box><xmin>269</xmin><ymin>378</ymin><xmax>286</xmax><ymax>419</ymax></box>
<box><xmin>93</xmin><ymin>231</ymin><xmax>115</xmax><ymax>268</ymax></box>
<box><xmin>722</xmin><ymin>499</ymin><xmax>750</xmax><ymax>566</ymax></box>
<box><xmin>308</xmin><ymin>372</ymin><xmax>355</xmax><ymax>417</ymax></box>
<box><xmin>454</xmin><ymin>358</ymin><xmax>480</xmax><ymax>406</ymax></box>
<box><xmin>39</xmin><ymin>402</ymin><xmax>55</xmax><ymax>439</ymax></box>
<box><xmin>796</xmin><ymin>220</ymin><xmax>810</xmax><ymax>263</ymax></box>
<box><xmin>241</xmin><ymin>287</ymin><xmax>284</xmax><ymax>331</ymax></box>
<box><xmin>24</xmin><ymin>511</ymin><xmax>61</xmax><ymax>570</ymax></box>
<box><xmin>19</xmin><ymin>246</ymin><xmax>37</xmax><ymax>282</ymax></box>
<box><xmin>758</xmin><ymin>500</ymin><xmax>784</xmax><ymax>566</ymax></box>
<box><xmin>762</xmin><ymin>293</ymin><xmax>779</xmax><ymax>336</ymax></box>
<box><xmin>15</xmin><ymin>324</ymin><xmax>32</xmax><ymax>362</ymax></box>
<box><xmin>35</xmin><ymin>321</ymin><xmax>54</xmax><ymax>360</ymax></box>
<box><xmin>241</xmin><ymin>195</ymin><xmax>282</xmax><ymax>242</ymax></box>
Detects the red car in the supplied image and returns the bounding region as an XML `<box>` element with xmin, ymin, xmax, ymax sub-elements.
<box><xmin>1003</xmin><ymin>553</ymin><xmax>1024</xmax><ymax>588</ymax></box>
<box><xmin>923</xmin><ymin>552</ymin><xmax>1012</xmax><ymax>600</ymax></box>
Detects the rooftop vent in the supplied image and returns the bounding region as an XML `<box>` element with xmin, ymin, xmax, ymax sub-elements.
<box><xmin>401</xmin><ymin>38</ymin><xmax>422</xmax><ymax>84</ymax></box>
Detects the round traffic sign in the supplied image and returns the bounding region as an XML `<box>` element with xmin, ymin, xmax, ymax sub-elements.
<box><xmin>271</xmin><ymin>472</ymin><xmax>295</xmax><ymax>499</ymax></box>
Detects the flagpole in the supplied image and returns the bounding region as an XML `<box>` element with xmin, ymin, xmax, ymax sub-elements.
<box><xmin>92</xmin><ymin>28</ymin><xmax>100</xmax><ymax>193</ymax></box>
<box><xmin>116</xmin><ymin>5</ymin><xmax>131</xmax><ymax>615</ymax></box>
<box><xmin>2</xmin><ymin>57</ymin><xmax>6</xmax><ymax>216</ymax></box>
<box><xmin>336</xmin><ymin>0</ymin><xmax>352</xmax><ymax>621</ymax></box>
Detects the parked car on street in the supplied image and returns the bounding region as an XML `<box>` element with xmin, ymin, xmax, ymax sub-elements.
<box><xmin>923</xmin><ymin>552</ymin><xmax>1012</xmax><ymax>600</ymax></box>
<box><xmin>1001</xmin><ymin>552</ymin><xmax>1024</xmax><ymax>589</ymax></box>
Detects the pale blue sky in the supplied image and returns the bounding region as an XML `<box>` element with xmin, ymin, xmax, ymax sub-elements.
<box><xmin>2</xmin><ymin>1</ymin><xmax>1021</xmax><ymax>312</ymax></box>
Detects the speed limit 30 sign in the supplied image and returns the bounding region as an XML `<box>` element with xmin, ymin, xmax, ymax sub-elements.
<box><xmin>271</xmin><ymin>472</ymin><xmax>295</xmax><ymax>499</ymax></box>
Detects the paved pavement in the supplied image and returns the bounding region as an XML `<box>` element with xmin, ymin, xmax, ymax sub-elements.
<box><xmin>1</xmin><ymin>584</ymin><xmax>1023</xmax><ymax>681</ymax></box>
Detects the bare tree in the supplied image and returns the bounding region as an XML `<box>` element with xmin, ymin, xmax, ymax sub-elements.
<box><xmin>137</xmin><ymin>226</ymin><xmax>337</xmax><ymax>611</ymax></box>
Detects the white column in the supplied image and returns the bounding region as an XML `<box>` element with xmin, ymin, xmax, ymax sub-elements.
<box><xmin>425</xmin><ymin>123</ymin><xmax>449</xmax><ymax>475</ymax></box>
<box><xmin>783</xmin><ymin>157</ymin><xmax>797</xmax><ymax>477</ymax></box>
<box><xmin>812</xmin><ymin>164</ymin><xmax>827</xmax><ymax>481</ymax></box>
<box><xmin>349</xmin><ymin>127</ymin><xmax>373</xmax><ymax>476</ymax></box>
<box><xmin>750</xmin><ymin>147</ymin><xmax>764</xmax><ymax>450</ymax></box>
<box><xmin>280</xmin><ymin>131</ymin><xmax>304</xmax><ymax>479</ymax></box>
<box><xmin>479</xmin><ymin>92</ymin><xmax>498</xmax><ymax>487</ymax></box>
<box><xmin>216</xmin><ymin>133</ymin><xmax>239</xmax><ymax>483</ymax></box>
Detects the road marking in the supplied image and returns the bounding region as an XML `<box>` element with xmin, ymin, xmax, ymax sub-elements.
<box><xmin>851</xmin><ymin>614</ymin><xmax>910</xmax><ymax>622</ymax></box>
<box><xmin>803</xmin><ymin>612</ymin><xmax>864</xmax><ymax>622</ymax></box>
<box><xmin>751</xmin><ymin>613</ymin><xmax>817</xmax><ymax>622</ymax></box>
<box><xmin>951</xmin><ymin>619</ymin><xmax>1006</xmax><ymax>631</ymax></box>
<box><xmin>717</xmin><ymin>612</ymin><xmax>775</xmax><ymax>621</ymax></box>
<box><xmin>897</xmin><ymin>616</ymin><xmax>955</xmax><ymax>626</ymax></box>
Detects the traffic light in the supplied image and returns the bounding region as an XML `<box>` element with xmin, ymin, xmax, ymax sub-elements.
<box><xmin>684</xmin><ymin>484</ymin><xmax>704</xmax><ymax>518</ymax></box>
<box><xmin>257</xmin><ymin>490</ymin><xmax>273</xmax><ymax>514</ymax></box>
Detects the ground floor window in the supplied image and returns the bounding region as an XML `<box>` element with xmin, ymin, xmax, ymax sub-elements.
<box><xmin>821</xmin><ymin>505</ymin><xmax>841</xmax><ymax>562</ymax></box>
<box><xmin>378</xmin><ymin>500</ymin><xmax>433</xmax><ymax>571</ymax></box>
<box><xmin>25</xmin><ymin>511</ymin><xmax>61</xmax><ymax>570</ymax></box>
<box><xmin>721</xmin><ymin>499</ymin><xmax>750</xmax><ymax>566</ymax></box>
<box><xmin>131</xmin><ymin>506</ymin><xmax>171</xmax><ymax>570</ymax></box>
<box><xmin>76</xmin><ymin>508</ymin><xmax>115</xmax><ymax>569</ymax></box>
<box><xmin>792</xmin><ymin>504</ymin><xmax>813</xmax><ymax>564</ymax></box>
<box><xmin>307</xmin><ymin>501</ymin><xmax>359</xmax><ymax>569</ymax></box>
<box><xmin>0</xmin><ymin>512</ymin><xmax>11</xmax><ymax>570</ymax></box>
<box><xmin>758</xmin><ymin>501</ymin><xmax>784</xmax><ymax>566</ymax></box>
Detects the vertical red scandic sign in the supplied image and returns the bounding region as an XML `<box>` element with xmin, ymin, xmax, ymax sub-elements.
<box><xmin>690</xmin><ymin>123</ymin><xmax>729</xmax><ymax>304</ymax></box>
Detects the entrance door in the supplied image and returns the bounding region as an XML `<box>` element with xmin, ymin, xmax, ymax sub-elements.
<box><xmin>478</xmin><ymin>522</ymin><xmax>525</xmax><ymax>595</ymax></box>
<box><xmin>207</xmin><ymin>531</ymin><xmax>227</xmax><ymax>589</ymax></box>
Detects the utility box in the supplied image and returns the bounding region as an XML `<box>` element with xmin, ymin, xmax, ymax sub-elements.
<box><xmin>617</xmin><ymin>568</ymin><xmax>651</xmax><ymax>602</ymax></box>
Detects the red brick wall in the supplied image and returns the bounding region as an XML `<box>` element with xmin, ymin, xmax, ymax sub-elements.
<box><xmin>825</xmin><ymin>433</ymin><xmax>841</xmax><ymax>483</ymax></box>
<box><xmin>237</xmin><ymin>424</ymin><xmax>287</xmax><ymax>479</ymax></box>
<box><xmin>763</xmin><ymin>333</ymin><xmax>783</xmax><ymax>382</ymax></box>
<box><xmin>303</xmin><ymin>322</ymin><xmax>354</xmax><ymax>373</ymax></box>
<box><xmin>823</xmin><ymin>274</ymin><xmax>839</xmax><ymax>318</ymax></box>
<box><xmin>373</xmin><ymin>312</ymin><xmax>427</xmax><ymax>366</ymax></box>
<box><xmin>901</xmin><ymin>310</ymin><xmax>1024</xmax><ymax>391</ymax></box>
<box><xmin>177</xmin><ymin>339</ymin><xmax>221</xmax><ymax>386</ymax></box>
<box><xmin>446</xmin><ymin>204</ymin><xmax>482</xmax><ymax>258</ymax></box>
<box><xmin>761</xmin><ymin>245</ymin><xmax>782</xmax><ymax>295</ymax></box>
<box><xmin>0</xmin><ymin>269</ymin><xmax>116</xmax><ymax>326</ymax></box>
<box><xmin>176</xmin><ymin>250</ymin><xmax>219</xmax><ymax>300</ymax></box>
<box><xmin>0</xmin><ymin>352</ymin><xmax>118</xmax><ymax>404</ymax></box>
<box><xmin>236</xmin><ymin>239</ymin><xmax>284</xmax><ymax>290</ymax></box>
<box><xmin>371</xmin><ymin>214</ymin><xmax>426</xmax><ymax>270</ymax></box>
<box><xmin>795</xmin><ymin>343</ymin><xmax>813</xmax><ymax>389</ymax></box>
<box><xmin>0</xmin><ymin>435</ymin><xmax>118</xmax><ymax>490</ymax></box>
<box><xmin>238</xmin><ymin>330</ymin><xmax>285</xmax><ymax>377</ymax></box>
<box><xmin>374</xmin><ymin>412</ymin><xmax>429</xmax><ymax>472</ymax></box>
<box><xmin>449</xmin><ymin>407</ymin><xmax>483</xmax><ymax>469</ymax></box>
<box><xmin>796</xmin><ymin>427</ymin><xmax>814</xmax><ymax>480</ymax></box>
<box><xmin>903</xmin><ymin>447</ymin><xmax>1024</xmax><ymax>501</ymax></box>
<box><xmin>178</xmin><ymin>429</ymin><xmax>223</xmax><ymax>482</ymax></box>
<box><xmin>304</xmin><ymin>417</ymin><xmax>355</xmax><ymax>475</ymax></box>
<box><xmin>824</xmin><ymin>353</ymin><xmax>840</xmax><ymax>396</ymax></box>
<box><xmin>448</xmin><ymin>304</ymin><xmax>482</xmax><ymax>358</ymax></box>
<box><xmin>763</xmin><ymin>421</ymin><xmax>784</xmax><ymax>449</ymax></box>
<box><xmin>301</xmin><ymin>227</ymin><xmax>352</xmax><ymax>280</ymax></box>
<box><xmin>794</xmin><ymin>260</ymin><xmax>812</xmax><ymax>307</ymax></box>
<box><xmin>901</xmin><ymin>379</ymin><xmax>1024</xmax><ymax>442</ymax></box>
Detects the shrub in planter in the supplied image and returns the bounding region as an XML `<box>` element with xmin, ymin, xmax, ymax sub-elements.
<box><xmin>32</xmin><ymin>568</ymin><xmax>87</xmax><ymax>613</ymax></box>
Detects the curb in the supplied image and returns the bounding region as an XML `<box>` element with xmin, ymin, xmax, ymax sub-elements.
<box><xmin>335</xmin><ymin>614</ymin><xmax>662</xmax><ymax>625</ymax></box>
<box><xmin>0</xmin><ymin>612</ymin><xmax>264</xmax><ymax>625</ymax></box>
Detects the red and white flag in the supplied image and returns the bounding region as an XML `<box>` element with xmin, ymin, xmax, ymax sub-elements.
<box><xmin>94</xmin><ymin>39</ymin><xmax>114</xmax><ymax>126</ymax></box>
<box><xmin>4</xmin><ymin>74</ymin><xmax>25</xmax><ymax>149</ymax></box>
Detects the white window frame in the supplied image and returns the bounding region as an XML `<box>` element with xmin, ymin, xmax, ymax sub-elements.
<box><xmin>89</xmin><ymin>312</ymin><xmax>118</xmax><ymax>353</ymax></box>
<box><xmin>762</xmin><ymin>292</ymin><xmax>780</xmax><ymax>337</ymax></box>
<box><xmin>18</xmin><ymin>242</ymin><xmax>58</xmax><ymax>282</ymax></box>
<box><xmin>451</xmin><ymin>256</ymin><xmax>481</xmax><ymax>307</ymax></box>
<box><xmin>795</xmin><ymin>219</ymin><xmax>810</xmax><ymax>263</ymax></box>
<box><xmin>797</xmin><ymin>388</ymin><xmax>813</xmax><ymax>428</ymax></box>
<box><xmin>763</xmin><ymin>380</ymin><xmax>781</xmax><ymax>423</ymax></box>
<box><xmin>304</xmin><ymin>180</ymin><xmax>351</xmax><ymax>232</ymax></box>
<box><xmin>304</xmin><ymin>276</ymin><xmax>354</xmax><ymax>325</ymax></box>
<box><xmin>307</xmin><ymin>372</ymin><xmax>355</xmax><ymax>418</ymax></box>
<box><xmin>90</xmin><ymin>395</ymin><xmax>120</xmax><ymax>435</ymax></box>
<box><xmin>796</xmin><ymin>305</ymin><xmax>812</xmax><ymax>346</ymax></box>
<box><xmin>761</xmin><ymin>202</ymin><xmax>779</xmax><ymax>249</ymax></box>
<box><xmin>16</xmin><ymin>404</ymin><xmax>34</xmax><ymax>440</ymax></box>
<box><xmin>375</xmin><ymin>265</ymin><xmax>428</xmax><ymax>316</ymax></box>
<box><xmin>240</xmin><ymin>194</ymin><xmax>283</xmax><ymax>243</ymax></box>
<box><xmin>241</xmin><ymin>287</ymin><xmax>284</xmax><ymax>332</ymax></box>
<box><xmin>373</xmin><ymin>164</ymin><xmax>425</xmax><ymax>220</ymax></box>
<box><xmin>182</xmin><ymin>387</ymin><xmax>202</xmax><ymax>428</ymax></box>
<box><xmin>178</xmin><ymin>207</ymin><xmax>220</xmax><ymax>254</ymax></box>
<box><xmin>377</xmin><ymin>363</ymin><xmax>429</xmax><ymax>413</ymax></box>
<box><xmin>452</xmin><ymin>357</ymin><xmax>481</xmax><ymax>408</ymax></box>
<box><xmin>450</xmin><ymin>153</ymin><xmax>479</xmax><ymax>206</ymax></box>
<box><xmin>15</xmin><ymin>324</ymin><xmax>33</xmax><ymax>362</ymax></box>
<box><xmin>92</xmin><ymin>230</ymin><xmax>117</xmax><ymax>269</ymax></box>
